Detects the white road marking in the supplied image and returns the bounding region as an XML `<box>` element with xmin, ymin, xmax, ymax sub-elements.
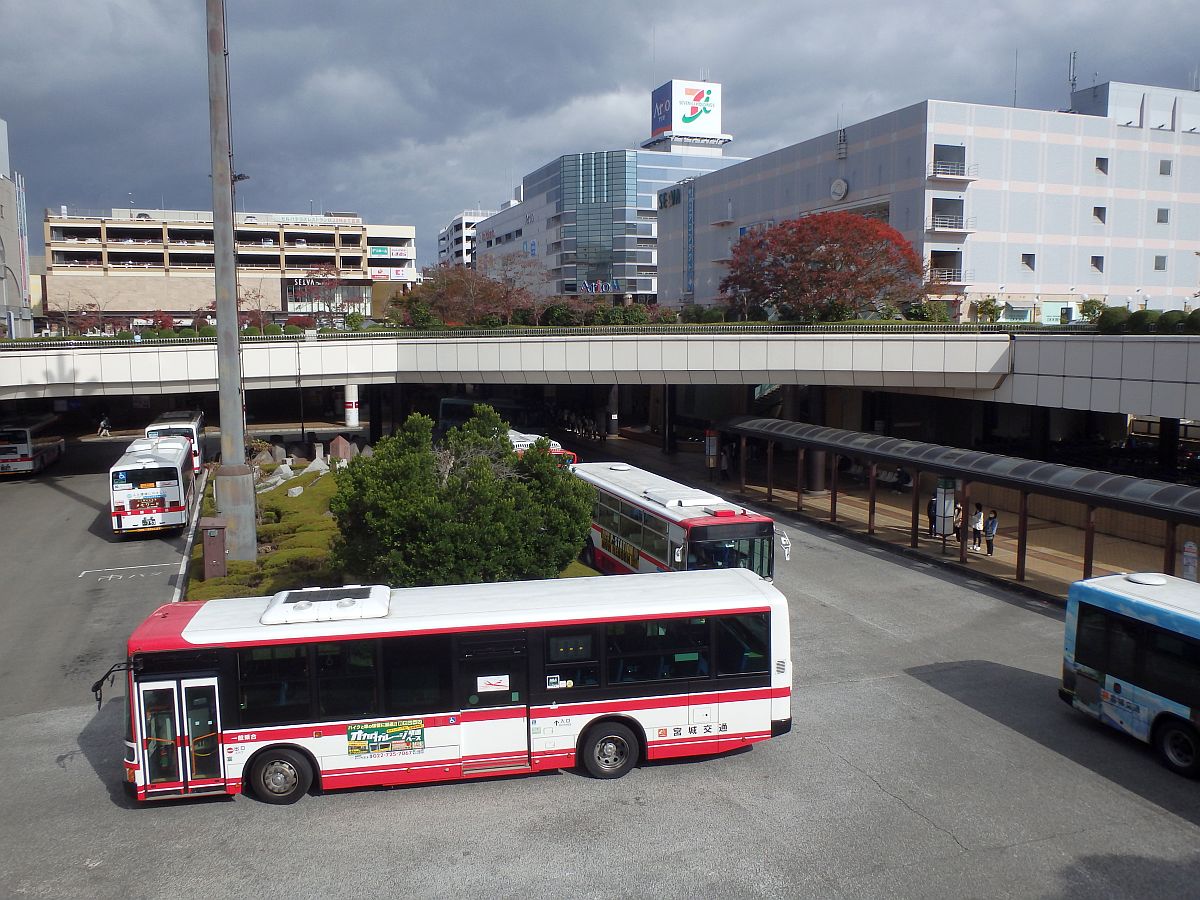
<box><xmin>78</xmin><ymin>562</ymin><xmax>177</xmax><ymax>577</ymax></box>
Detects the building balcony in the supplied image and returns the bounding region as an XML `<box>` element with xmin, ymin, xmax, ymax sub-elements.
<box><xmin>927</xmin><ymin>268</ymin><xmax>974</xmax><ymax>285</ymax></box>
<box><xmin>925</xmin><ymin>215</ymin><xmax>976</xmax><ymax>232</ymax></box>
<box><xmin>927</xmin><ymin>162</ymin><xmax>979</xmax><ymax>181</ymax></box>
<box><xmin>709</xmin><ymin>215</ymin><xmax>734</xmax><ymax>227</ymax></box>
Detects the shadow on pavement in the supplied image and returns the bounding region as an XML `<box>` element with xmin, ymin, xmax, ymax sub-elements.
<box><xmin>907</xmin><ymin>660</ymin><xmax>1200</xmax><ymax>829</ymax></box>
<box><xmin>71</xmin><ymin>696</ymin><xmax>131</xmax><ymax>809</ymax></box>
<box><xmin>1050</xmin><ymin>851</ymin><xmax>1200</xmax><ymax>899</ymax></box>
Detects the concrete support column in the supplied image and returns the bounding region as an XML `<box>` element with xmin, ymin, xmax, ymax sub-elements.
<box><xmin>795</xmin><ymin>447</ymin><xmax>806</xmax><ymax>512</ymax></box>
<box><xmin>1159</xmin><ymin>417</ymin><xmax>1180</xmax><ymax>475</ymax></box>
<box><xmin>607</xmin><ymin>385</ymin><xmax>619</xmax><ymax>436</ymax></box>
<box><xmin>368</xmin><ymin>385</ymin><xmax>383</xmax><ymax>444</ymax></box>
<box><xmin>662</xmin><ymin>384</ymin><xmax>677</xmax><ymax>455</ymax></box>
<box><xmin>829</xmin><ymin>454</ymin><xmax>839</xmax><ymax>523</ymax></box>
<box><xmin>909</xmin><ymin>469</ymin><xmax>921</xmax><ymax>548</ymax></box>
<box><xmin>960</xmin><ymin>481</ymin><xmax>971</xmax><ymax>564</ymax></box>
<box><xmin>766</xmin><ymin>441</ymin><xmax>775</xmax><ymax>502</ymax></box>
<box><xmin>345</xmin><ymin>384</ymin><xmax>360</xmax><ymax>428</ymax></box>
<box><xmin>867</xmin><ymin>461</ymin><xmax>878</xmax><ymax>535</ymax></box>
<box><xmin>1164</xmin><ymin>520</ymin><xmax>1178</xmax><ymax>576</ymax></box>
<box><xmin>1016</xmin><ymin>491</ymin><xmax>1029</xmax><ymax>581</ymax></box>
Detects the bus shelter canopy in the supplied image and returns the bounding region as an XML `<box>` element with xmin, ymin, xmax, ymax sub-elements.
<box><xmin>721</xmin><ymin>415</ymin><xmax>1200</xmax><ymax>527</ymax></box>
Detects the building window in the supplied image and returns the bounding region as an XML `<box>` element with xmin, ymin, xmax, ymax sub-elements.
<box><xmin>1021</xmin><ymin>253</ymin><xmax>1036</xmax><ymax>271</ymax></box>
<box><xmin>1154</xmin><ymin>255</ymin><xmax>1168</xmax><ymax>271</ymax></box>
<box><xmin>1160</xmin><ymin>159</ymin><xmax>1173</xmax><ymax>176</ymax></box>
<box><xmin>1093</xmin><ymin>206</ymin><xmax>1106</xmax><ymax>224</ymax></box>
<box><xmin>1157</xmin><ymin>208</ymin><xmax>1170</xmax><ymax>224</ymax></box>
<box><xmin>1095</xmin><ymin>157</ymin><xmax>1109</xmax><ymax>174</ymax></box>
<box><xmin>1091</xmin><ymin>255</ymin><xmax>1104</xmax><ymax>272</ymax></box>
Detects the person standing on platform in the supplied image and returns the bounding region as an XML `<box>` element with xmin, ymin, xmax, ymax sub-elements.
<box><xmin>926</xmin><ymin>496</ymin><xmax>937</xmax><ymax>537</ymax></box>
<box><xmin>953</xmin><ymin>503</ymin><xmax>963</xmax><ymax>543</ymax></box>
<box><xmin>984</xmin><ymin>509</ymin><xmax>999</xmax><ymax>556</ymax></box>
<box><xmin>970</xmin><ymin>503</ymin><xmax>985</xmax><ymax>551</ymax></box>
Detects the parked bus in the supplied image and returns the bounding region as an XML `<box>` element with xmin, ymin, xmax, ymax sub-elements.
<box><xmin>437</xmin><ymin>397</ymin><xmax>541</xmax><ymax>437</ymax></box>
<box><xmin>571</xmin><ymin>462</ymin><xmax>788</xmax><ymax>579</ymax></box>
<box><xmin>1059</xmin><ymin>572</ymin><xmax>1200</xmax><ymax>777</ymax></box>
<box><xmin>145</xmin><ymin>410</ymin><xmax>205</xmax><ymax>472</ymax></box>
<box><xmin>95</xmin><ymin>568</ymin><xmax>791</xmax><ymax>804</ymax></box>
<box><xmin>0</xmin><ymin>414</ymin><xmax>65</xmax><ymax>475</ymax></box>
<box><xmin>109</xmin><ymin>436</ymin><xmax>196</xmax><ymax>534</ymax></box>
<box><xmin>507</xmin><ymin>430</ymin><xmax>578</xmax><ymax>466</ymax></box>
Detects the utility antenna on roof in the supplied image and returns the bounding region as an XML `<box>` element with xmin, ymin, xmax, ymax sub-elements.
<box><xmin>1068</xmin><ymin>50</ymin><xmax>1078</xmax><ymax>106</ymax></box>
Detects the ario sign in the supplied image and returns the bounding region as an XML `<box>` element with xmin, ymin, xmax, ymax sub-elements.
<box><xmin>580</xmin><ymin>279</ymin><xmax>622</xmax><ymax>295</ymax></box>
<box><xmin>651</xmin><ymin>79</ymin><xmax>723</xmax><ymax>139</ymax></box>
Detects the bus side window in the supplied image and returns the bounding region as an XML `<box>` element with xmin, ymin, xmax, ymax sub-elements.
<box><xmin>715</xmin><ymin>613</ymin><xmax>770</xmax><ymax>676</ymax></box>
<box><xmin>237</xmin><ymin>645</ymin><xmax>311</xmax><ymax>726</ymax></box>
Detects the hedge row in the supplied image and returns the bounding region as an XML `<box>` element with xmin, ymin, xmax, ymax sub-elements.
<box><xmin>1096</xmin><ymin>306</ymin><xmax>1200</xmax><ymax>335</ymax></box>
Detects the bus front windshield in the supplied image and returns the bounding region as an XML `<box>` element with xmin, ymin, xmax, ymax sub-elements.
<box><xmin>686</xmin><ymin>522</ymin><xmax>774</xmax><ymax>579</ymax></box>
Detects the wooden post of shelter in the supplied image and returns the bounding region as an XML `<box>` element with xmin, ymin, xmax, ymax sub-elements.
<box><xmin>867</xmin><ymin>461</ymin><xmax>878</xmax><ymax>535</ymax></box>
<box><xmin>960</xmin><ymin>481</ymin><xmax>971</xmax><ymax>564</ymax></box>
<box><xmin>766</xmin><ymin>441</ymin><xmax>775</xmax><ymax>502</ymax></box>
<box><xmin>1083</xmin><ymin>504</ymin><xmax>1096</xmax><ymax>580</ymax></box>
<box><xmin>738</xmin><ymin>435</ymin><xmax>747</xmax><ymax>493</ymax></box>
<box><xmin>1016</xmin><ymin>491</ymin><xmax>1029</xmax><ymax>581</ymax></box>
<box><xmin>796</xmin><ymin>447</ymin><xmax>806</xmax><ymax>511</ymax></box>
<box><xmin>909</xmin><ymin>469</ymin><xmax>920</xmax><ymax>548</ymax></box>
<box><xmin>829</xmin><ymin>453</ymin><xmax>839</xmax><ymax>523</ymax></box>
<box><xmin>1164</xmin><ymin>520</ymin><xmax>1178</xmax><ymax>576</ymax></box>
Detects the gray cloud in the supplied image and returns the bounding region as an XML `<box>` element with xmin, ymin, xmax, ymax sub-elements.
<box><xmin>3</xmin><ymin>0</ymin><xmax>1198</xmax><ymax>264</ymax></box>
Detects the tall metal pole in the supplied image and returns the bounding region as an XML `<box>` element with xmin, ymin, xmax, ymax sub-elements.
<box><xmin>207</xmin><ymin>0</ymin><xmax>256</xmax><ymax>559</ymax></box>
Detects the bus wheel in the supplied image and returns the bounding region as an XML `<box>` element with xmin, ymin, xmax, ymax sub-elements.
<box><xmin>1155</xmin><ymin>719</ymin><xmax>1200</xmax><ymax>778</ymax></box>
<box><xmin>249</xmin><ymin>748</ymin><xmax>313</xmax><ymax>804</ymax></box>
<box><xmin>582</xmin><ymin>722</ymin><xmax>639</xmax><ymax>779</ymax></box>
<box><xmin>581</xmin><ymin>542</ymin><xmax>596</xmax><ymax>569</ymax></box>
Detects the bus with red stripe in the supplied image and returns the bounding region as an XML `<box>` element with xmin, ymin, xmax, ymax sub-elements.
<box><xmin>95</xmin><ymin>568</ymin><xmax>791</xmax><ymax>805</ymax></box>
<box><xmin>109</xmin><ymin>436</ymin><xmax>195</xmax><ymax>534</ymax></box>
<box><xmin>145</xmin><ymin>410</ymin><xmax>205</xmax><ymax>472</ymax></box>
<box><xmin>507</xmin><ymin>430</ymin><xmax>578</xmax><ymax>466</ymax></box>
<box><xmin>571</xmin><ymin>462</ymin><xmax>787</xmax><ymax>580</ymax></box>
<box><xmin>0</xmin><ymin>414</ymin><xmax>65</xmax><ymax>475</ymax></box>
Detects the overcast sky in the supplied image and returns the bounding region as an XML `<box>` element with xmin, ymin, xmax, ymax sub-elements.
<box><xmin>3</xmin><ymin>0</ymin><xmax>1198</xmax><ymax>265</ymax></box>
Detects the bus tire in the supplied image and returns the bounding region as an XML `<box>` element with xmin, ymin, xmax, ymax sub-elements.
<box><xmin>1154</xmin><ymin>718</ymin><xmax>1200</xmax><ymax>778</ymax></box>
<box><xmin>581</xmin><ymin>721</ymin><xmax>639</xmax><ymax>779</ymax></box>
<box><xmin>582</xmin><ymin>542</ymin><xmax>596</xmax><ymax>569</ymax></box>
<box><xmin>248</xmin><ymin>747</ymin><xmax>313</xmax><ymax>804</ymax></box>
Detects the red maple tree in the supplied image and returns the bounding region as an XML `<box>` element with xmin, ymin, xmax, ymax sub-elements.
<box><xmin>720</xmin><ymin>211</ymin><xmax>925</xmax><ymax>323</ymax></box>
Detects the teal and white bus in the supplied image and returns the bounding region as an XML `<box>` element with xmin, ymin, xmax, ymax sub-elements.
<box><xmin>1059</xmin><ymin>572</ymin><xmax>1200</xmax><ymax>777</ymax></box>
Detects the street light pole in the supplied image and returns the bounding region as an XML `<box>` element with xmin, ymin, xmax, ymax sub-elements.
<box><xmin>206</xmin><ymin>0</ymin><xmax>256</xmax><ymax>559</ymax></box>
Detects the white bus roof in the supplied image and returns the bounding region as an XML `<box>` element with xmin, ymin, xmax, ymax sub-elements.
<box><xmin>147</xmin><ymin>411</ymin><xmax>203</xmax><ymax>427</ymax></box>
<box><xmin>168</xmin><ymin>569</ymin><xmax>784</xmax><ymax>648</ymax></box>
<box><xmin>1075</xmin><ymin>573</ymin><xmax>1200</xmax><ymax>623</ymax></box>
<box><xmin>571</xmin><ymin>462</ymin><xmax>755</xmax><ymax>522</ymax></box>
<box><xmin>0</xmin><ymin>414</ymin><xmax>57</xmax><ymax>432</ymax></box>
<box><xmin>112</xmin><ymin>436</ymin><xmax>192</xmax><ymax>472</ymax></box>
<box><xmin>507</xmin><ymin>429</ymin><xmax>562</xmax><ymax>452</ymax></box>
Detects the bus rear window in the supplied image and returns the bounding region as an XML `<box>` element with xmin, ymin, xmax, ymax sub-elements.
<box><xmin>0</xmin><ymin>430</ymin><xmax>27</xmax><ymax>443</ymax></box>
<box><xmin>112</xmin><ymin>467</ymin><xmax>179</xmax><ymax>490</ymax></box>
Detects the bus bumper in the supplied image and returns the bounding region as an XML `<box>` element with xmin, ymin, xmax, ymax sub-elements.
<box><xmin>771</xmin><ymin>717</ymin><xmax>792</xmax><ymax>737</ymax></box>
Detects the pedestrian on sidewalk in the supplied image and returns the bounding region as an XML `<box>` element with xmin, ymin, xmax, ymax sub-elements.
<box><xmin>984</xmin><ymin>509</ymin><xmax>999</xmax><ymax>556</ymax></box>
<box><xmin>97</xmin><ymin>414</ymin><xmax>111</xmax><ymax>437</ymax></box>
<box><xmin>970</xmin><ymin>502</ymin><xmax>984</xmax><ymax>551</ymax></box>
<box><xmin>719</xmin><ymin>445</ymin><xmax>731</xmax><ymax>481</ymax></box>
<box><xmin>926</xmin><ymin>495</ymin><xmax>937</xmax><ymax>537</ymax></box>
<box><xmin>953</xmin><ymin>503</ymin><xmax>963</xmax><ymax>543</ymax></box>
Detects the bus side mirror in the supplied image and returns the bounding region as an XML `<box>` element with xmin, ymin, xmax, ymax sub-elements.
<box><xmin>777</xmin><ymin>529</ymin><xmax>792</xmax><ymax>562</ymax></box>
<box><xmin>674</xmin><ymin>547</ymin><xmax>683</xmax><ymax>563</ymax></box>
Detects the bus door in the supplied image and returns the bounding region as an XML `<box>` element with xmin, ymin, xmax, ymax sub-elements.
<box><xmin>455</xmin><ymin>632</ymin><xmax>530</xmax><ymax>775</ymax></box>
<box><xmin>135</xmin><ymin>677</ymin><xmax>225</xmax><ymax>798</ymax></box>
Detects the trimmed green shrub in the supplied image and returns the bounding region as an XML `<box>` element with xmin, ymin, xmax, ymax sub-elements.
<box><xmin>158</xmin><ymin>328</ymin><xmax>178</xmax><ymax>338</ymax></box>
<box><xmin>701</xmin><ymin>306</ymin><xmax>726</xmax><ymax>324</ymax></box>
<box><xmin>1157</xmin><ymin>310</ymin><xmax>1186</xmax><ymax>334</ymax></box>
<box><xmin>283</xmin><ymin>324</ymin><xmax>303</xmax><ymax>335</ymax></box>
<box><xmin>241</xmin><ymin>326</ymin><xmax>262</xmax><ymax>337</ymax></box>
<box><xmin>1097</xmin><ymin>306</ymin><xmax>1131</xmax><ymax>334</ymax></box>
<box><xmin>199</xmin><ymin>325</ymin><xmax>217</xmax><ymax>338</ymax></box>
<box><xmin>140</xmin><ymin>329</ymin><xmax>159</xmax><ymax>339</ymax></box>
<box><xmin>318</xmin><ymin>327</ymin><xmax>336</xmax><ymax>334</ymax></box>
<box><xmin>264</xmin><ymin>323</ymin><xmax>283</xmax><ymax>336</ymax></box>
<box><xmin>1127</xmin><ymin>309</ymin><xmax>1161</xmax><ymax>334</ymax></box>
<box><xmin>477</xmin><ymin>314</ymin><xmax>503</xmax><ymax>329</ymax></box>
<box><xmin>177</xmin><ymin>327</ymin><xmax>197</xmax><ymax>338</ymax></box>
<box><xmin>116</xmin><ymin>330</ymin><xmax>134</xmax><ymax>340</ymax></box>
<box><xmin>345</xmin><ymin>312</ymin><xmax>365</xmax><ymax>331</ymax></box>
<box><xmin>623</xmin><ymin>304</ymin><xmax>650</xmax><ymax>325</ymax></box>
<box><xmin>1187</xmin><ymin>310</ymin><xmax>1200</xmax><ymax>334</ymax></box>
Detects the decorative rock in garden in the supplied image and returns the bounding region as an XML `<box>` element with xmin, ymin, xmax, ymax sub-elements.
<box><xmin>360</xmin><ymin>444</ymin><xmax>374</xmax><ymax>458</ymax></box>
<box><xmin>329</xmin><ymin>435</ymin><xmax>354</xmax><ymax>461</ymax></box>
<box><xmin>252</xmin><ymin>449</ymin><xmax>274</xmax><ymax>467</ymax></box>
<box><xmin>286</xmin><ymin>485</ymin><xmax>304</xmax><ymax>498</ymax></box>
<box><xmin>271</xmin><ymin>444</ymin><xmax>287</xmax><ymax>462</ymax></box>
<box><xmin>303</xmin><ymin>457</ymin><xmax>330</xmax><ymax>475</ymax></box>
<box><xmin>275</xmin><ymin>463</ymin><xmax>295</xmax><ymax>480</ymax></box>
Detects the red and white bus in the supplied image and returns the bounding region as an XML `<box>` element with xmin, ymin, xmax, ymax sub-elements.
<box><xmin>145</xmin><ymin>410</ymin><xmax>205</xmax><ymax>472</ymax></box>
<box><xmin>507</xmin><ymin>429</ymin><xmax>578</xmax><ymax>466</ymax></box>
<box><xmin>0</xmin><ymin>415</ymin><xmax>65</xmax><ymax>475</ymax></box>
<box><xmin>96</xmin><ymin>568</ymin><xmax>791</xmax><ymax>804</ymax></box>
<box><xmin>571</xmin><ymin>462</ymin><xmax>787</xmax><ymax>580</ymax></box>
<box><xmin>109</xmin><ymin>436</ymin><xmax>196</xmax><ymax>534</ymax></box>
